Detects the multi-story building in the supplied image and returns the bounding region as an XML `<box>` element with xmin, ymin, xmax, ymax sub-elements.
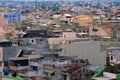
<box><xmin>48</xmin><ymin>33</ymin><xmax>106</xmax><ymax>66</ymax></box>
<box><xmin>4</xmin><ymin>12</ymin><xmax>21</xmax><ymax>23</ymax></box>
<box><xmin>61</xmin><ymin>40</ymin><xmax>106</xmax><ymax>66</ymax></box>
<box><xmin>9</xmin><ymin>57</ymin><xmax>29</xmax><ymax>72</ymax></box>
<box><xmin>0</xmin><ymin>47</ymin><xmax>22</xmax><ymax>74</ymax></box>
<box><xmin>92</xmin><ymin>47</ymin><xmax>120</xmax><ymax>80</ymax></box>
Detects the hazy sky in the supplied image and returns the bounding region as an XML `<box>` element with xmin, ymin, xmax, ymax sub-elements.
<box><xmin>5</xmin><ymin>0</ymin><xmax>116</xmax><ymax>1</ymax></box>
<box><xmin>9</xmin><ymin>0</ymin><xmax>89</xmax><ymax>1</ymax></box>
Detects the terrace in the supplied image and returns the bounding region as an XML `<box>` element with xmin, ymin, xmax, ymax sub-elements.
<box><xmin>9</xmin><ymin>57</ymin><xmax>29</xmax><ymax>71</ymax></box>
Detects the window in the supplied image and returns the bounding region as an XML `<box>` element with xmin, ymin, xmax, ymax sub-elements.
<box><xmin>13</xmin><ymin>18</ymin><xmax>16</xmax><ymax>23</ymax></box>
<box><xmin>4</xmin><ymin>61</ymin><xmax>8</xmax><ymax>66</ymax></box>
<box><xmin>9</xmin><ymin>15</ymin><xmax>11</xmax><ymax>17</ymax></box>
<box><xmin>0</xmin><ymin>62</ymin><xmax>2</xmax><ymax>66</ymax></box>
<box><xmin>14</xmin><ymin>59</ymin><xmax>29</xmax><ymax>66</ymax></box>
<box><xmin>15</xmin><ymin>42</ymin><xmax>17</xmax><ymax>44</ymax></box>
<box><xmin>0</xmin><ymin>52</ymin><xmax>2</xmax><ymax>60</ymax></box>
<box><xmin>111</xmin><ymin>56</ymin><xmax>113</xmax><ymax>60</ymax></box>
<box><xmin>40</xmin><ymin>39</ymin><xmax>43</xmax><ymax>41</ymax></box>
<box><xmin>32</xmin><ymin>40</ymin><xmax>34</xmax><ymax>42</ymax></box>
<box><xmin>4</xmin><ymin>15</ymin><xmax>8</xmax><ymax>17</ymax></box>
<box><xmin>10</xmin><ymin>60</ymin><xmax>14</xmax><ymax>66</ymax></box>
<box><xmin>32</xmin><ymin>66</ymin><xmax>37</xmax><ymax>71</ymax></box>
<box><xmin>51</xmin><ymin>72</ymin><xmax>55</xmax><ymax>76</ymax></box>
<box><xmin>64</xmin><ymin>35</ymin><xmax>66</xmax><ymax>38</ymax></box>
<box><xmin>93</xmin><ymin>28</ymin><xmax>98</xmax><ymax>32</ymax></box>
<box><xmin>13</xmin><ymin>15</ymin><xmax>15</xmax><ymax>17</ymax></box>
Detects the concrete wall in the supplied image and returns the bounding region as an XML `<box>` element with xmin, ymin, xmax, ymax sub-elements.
<box><xmin>0</xmin><ymin>47</ymin><xmax>3</xmax><ymax>74</ymax></box>
<box><xmin>61</xmin><ymin>41</ymin><xmax>106</xmax><ymax>66</ymax></box>
<box><xmin>116</xmin><ymin>31</ymin><xmax>120</xmax><ymax>38</ymax></box>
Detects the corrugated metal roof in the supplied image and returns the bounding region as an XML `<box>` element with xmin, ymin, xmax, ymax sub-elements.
<box><xmin>72</xmin><ymin>78</ymin><xmax>81</xmax><ymax>80</ymax></box>
<box><xmin>3</xmin><ymin>47</ymin><xmax>21</xmax><ymax>61</ymax></box>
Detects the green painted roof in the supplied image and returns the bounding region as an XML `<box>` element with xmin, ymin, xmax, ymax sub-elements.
<box><xmin>0</xmin><ymin>74</ymin><xmax>2</xmax><ymax>76</ymax></box>
<box><xmin>4</xmin><ymin>74</ymin><xmax>23</xmax><ymax>80</ymax></box>
<box><xmin>91</xmin><ymin>67</ymin><xmax>105</xmax><ymax>79</ymax></box>
<box><xmin>55</xmin><ymin>21</ymin><xmax>66</xmax><ymax>26</ymax></box>
<box><xmin>94</xmin><ymin>17</ymin><xmax>103</xmax><ymax>20</ymax></box>
<box><xmin>6</xmin><ymin>73</ymin><xmax>14</xmax><ymax>79</ymax></box>
<box><xmin>15</xmin><ymin>76</ymin><xmax>23</xmax><ymax>80</ymax></box>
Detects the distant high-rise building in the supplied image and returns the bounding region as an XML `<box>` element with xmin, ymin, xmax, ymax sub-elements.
<box><xmin>4</xmin><ymin>12</ymin><xmax>21</xmax><ymax>23</ymax></box>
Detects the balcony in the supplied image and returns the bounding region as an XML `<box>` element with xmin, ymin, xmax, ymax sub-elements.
<box><xmin>30</xmin><ymin>62</ymin><xmax>39</xmax><ymax>66</ymax></box>
<box><xmin>0</xmin><ymin>67</ymin><xmax>3</xmax><ymax>74</ymax></box>
<box><xmin>103</xmin><ymin>72</ymin><xmax>116</xmax><ymax>79</ymax></box>
<box><xmin>0</xmin><ymin>77</ymin><xmax>14</xmax><ymax>80</ymax></box>
<box><xmin>9</xmin><ymin>57</ymin><xmax>29</xmax><ymax>71</ymax></box>
<box><xmin>23</xmin><ymin>54</ymin><xmax>41</xmax><ymax>59</ymax></box>
<box><xmin>18</xmin><ymin>71</ymin><xmax>37</xmax><ymax>77</ymax></box>
<box><xmin>9</xmin><ymin>66</ymin><xmax>29</xmax><ymax>71</ymax></box>
<box><xmin>43</xmin><ymin>65</ymin><xmax>56</xmax><ymax>74</ymax></box>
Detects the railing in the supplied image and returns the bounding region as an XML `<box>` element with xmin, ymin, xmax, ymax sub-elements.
<box><xmin>1</xmin><ymin>77</ymin><xmax>14</xmax><ymax>80</ymax></box>
<box><xmin>18</xmin><ymin>71</ymin><xmax>37</xmax><ymax>77</ymax></box>
<box><xmin>26</xmin><ymin>71</ymin><xmax>37</xmax><ymax>77</ymax></box>
<box><xmin>103</xmin><ymin>72</ymin><xmax>116</xmax><ymax>78</ymax></box>
<box><xmin>23</xmin><ymin>54</ymin><xmax>41</xmax><ymax>59</ymax></box>
<box><xmin>9</xmin><ymin>66</ymin><xmax>17</xmax><ymax>71</ymax></box>
<box><xmin>30</xmin><ymin>62</ymin><xmax>39</xmax><ymax>66</ymax></box>
<box><xmin>9</xmin><ymin>66</ymin><xmax>29</xmax><ymax>71</ymax></box>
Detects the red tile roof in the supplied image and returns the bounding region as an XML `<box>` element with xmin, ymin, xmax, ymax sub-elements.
<box><xmin>34</xmin><ymin>78</ymin><xmax>42</xmax><ymax>80</ymax></box>
<box><xmin>75</xmin><ymin>15</ymin><xmax>91</xmax><ymax>19</ymax></box>
<box><xmin>65</xmin><ymin>66</ymin><xmax>81</xmax><ymax>73</ymax></box>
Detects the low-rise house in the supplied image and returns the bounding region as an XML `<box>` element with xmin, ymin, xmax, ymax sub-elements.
<box><xmin>23</xmin><ymin>29</ymin><xmax>48</xmax><ymax>38</ymax></box>
<box><xmin>60</xmin><ymin>14</ymin><xmax>73</xmax><ymax>23</ymax></box>
<box><xmin>74</xmin><ymin>15</ymin><xmax>93</xmax><ymax>26</ymax></box>
<box><xmin>61</xmin><ymin>32</ymin><xmax>77</xmax><ymax>40</ymax></box>
<box><xmin>0</xmin><ymin>40</ymin><xmax>12</xmax><ymax>47</ymax></box>
<box><xmin>61</xmin><ymin>65</ymin><xmax>83</xmax><ymax>80</ymax></box>
<box><xmin>51</xmin><ymin>29</ymin><xmax>63</xmax><ymax>37</ymax></box>
<box><xmin>89</xmin><ymin>27</ymin><xmax>111</xmax><ymax>37</ymax></box>
<box><xmin>52</xmin><ymin>13</ymin><xmax>61</xmax><ymax>19</ymax></box>
<box><xmin>9</xmin><ymin>57</ymin><xmax>29</xmax><ymax>72</ymax></box>
<box><xmin>17</xmin><ymin>49</ymin><xmax>72</xmax><ymax>79</ymax></box>
<box><xmin>48</xmin><ymin>33</ymin><xmax>106</xmax><ymax>66</ymax></box>
<box><xmin>107</xmin><ymin>47</ymin><xmax>120</xmax><ymax>64</ymax></box>
<box><xmin>76</xmin><ymin>26</ymin><xmax>89</xmax><ymax>37</ymax></box>
<box><xmin>0</xmin><ymin>47</ymin><xmax>22</xmax><ymax>74</ymax></box>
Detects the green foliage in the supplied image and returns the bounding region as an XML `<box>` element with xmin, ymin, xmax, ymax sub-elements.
<box><xmin>20</xmin><ymin>21</ymin><xmax>30</xmax><ymax>27</ymax></box>
<box><xmin>105</xmin><ymin>63</ymin><xmax>120</xmax><ymax>73</ymax></box>
<box><xmin>117</xmin><ymin>74</ymin><xmax>120</xmax><ymax>80</ymax></box>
